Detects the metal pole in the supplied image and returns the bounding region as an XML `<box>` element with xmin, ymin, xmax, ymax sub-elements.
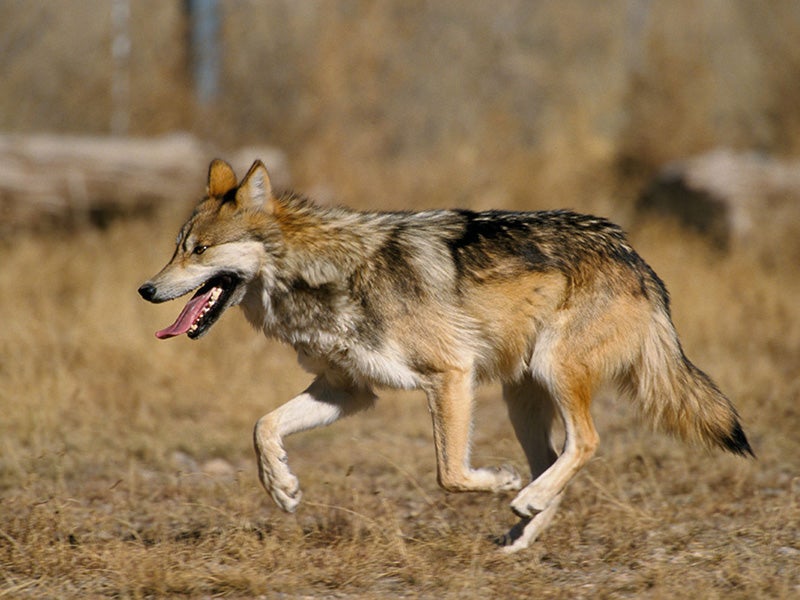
<box><xmin>111</xmin><ymin>0</ymin><xmax>131</xmax><ymax>135</ymax></box>
<box><xmin>187</xmin><ymin>0</ymin><xmax>220</xmax><ymax>107</ymax></box>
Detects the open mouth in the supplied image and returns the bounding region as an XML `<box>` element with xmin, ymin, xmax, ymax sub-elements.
<box><xmin>155</xmin><ymin>274</ymin><xmax>240</xmax><ymax>340</ymax></box>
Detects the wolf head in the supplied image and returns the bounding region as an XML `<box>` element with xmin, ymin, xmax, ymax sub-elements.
<box><xmin>138</xmin><ymin>159</ymin><xmax>278</xmax><ymax>340</ymax></box>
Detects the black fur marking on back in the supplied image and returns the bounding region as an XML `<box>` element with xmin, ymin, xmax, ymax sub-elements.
<box><xmin>446</xmin><ymin>209</ymin><xmax>554</xmax><ymax>279</ymax></box>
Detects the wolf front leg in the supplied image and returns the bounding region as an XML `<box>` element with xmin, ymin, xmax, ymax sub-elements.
<box><xmin>425</xmin><ymin>369</ymin><xmax>522</xmax><ymax>492</ymax></box>
<box><xmin>253</xmin><ymin>373</ymin><xmax>376</xmax><ymax>512</ymax></box>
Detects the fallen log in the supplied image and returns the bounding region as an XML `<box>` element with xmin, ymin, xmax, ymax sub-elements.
<box><xmin>0</xmin><ymin>133</ymin><xmax>289</xmax><ymax>235</ymax></box>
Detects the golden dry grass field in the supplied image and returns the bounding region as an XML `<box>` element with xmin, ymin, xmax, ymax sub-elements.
<box><xmin>2</xmin><ymin>2</ymin><xmax>800</xmax><ymax>598</ymax></box>
<box><xmin>1</xmin><ymin>182</ymin><xmax>798</xmax><ymax>599</ymax></box>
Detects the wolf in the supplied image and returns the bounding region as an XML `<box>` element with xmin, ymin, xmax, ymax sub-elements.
<box><xmin>138</xmin><ymin>159</ymin><xmax>753</xmax><ymax>552</ymax></box>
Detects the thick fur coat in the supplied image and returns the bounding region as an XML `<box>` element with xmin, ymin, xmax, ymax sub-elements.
<box><xmin>139</xmin><ymin>160</ymin><xmax>752</xmax><ymax>552</ymax></box>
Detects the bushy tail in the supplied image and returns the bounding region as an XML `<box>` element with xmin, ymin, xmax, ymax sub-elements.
<box><xmin>621</xmin><ymin>307</ymin><xmax>754</xmax><ymax>457</ymax></box>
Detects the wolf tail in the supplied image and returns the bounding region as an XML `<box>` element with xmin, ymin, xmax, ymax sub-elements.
<box><xmin>621</xmin><ymin>305</ymin><xmax>754</xmax><ymax>457</ymax></box>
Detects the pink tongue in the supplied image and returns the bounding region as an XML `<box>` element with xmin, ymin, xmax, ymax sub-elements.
<box><xmin>155</xmin><ymin>288</ymin><xmax>215</xmax><ymax>339</ymax></box>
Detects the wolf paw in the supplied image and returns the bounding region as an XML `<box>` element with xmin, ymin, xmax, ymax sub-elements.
<box><xmin>493</xmin><ymin>464</ymin><xmax>523</xmax><ymax>491</ymax></box>
<box><xmin>269</xmin><ymin>474</ymin><xmax>302</xmax><ymax>513</ymax></box>
<box><xmin>510</xmin><ymin>484</ymin><xmax>553</xmax><ymax>518</ymax></box>
<box><xmin>467</xmin><ymin>465</ymin><xmax>522</xmax><ymax>492</ymax></box>
<box><xmin>257</xmin><ymin>452</ymin><xmax>303</xmax><ymax>513</ymax></box>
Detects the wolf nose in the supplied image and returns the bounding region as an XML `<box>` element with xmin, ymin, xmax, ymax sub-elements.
<box><xmin>138</xmin><ymin>283</ymin><xmax>157</xmax><ymax>301</ymax></box>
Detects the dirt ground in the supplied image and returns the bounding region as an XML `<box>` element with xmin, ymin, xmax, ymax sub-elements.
<box><xmin>0</xmin><ymin>195</ymin><xmax>798</xmax><ymax>598</ymax></box>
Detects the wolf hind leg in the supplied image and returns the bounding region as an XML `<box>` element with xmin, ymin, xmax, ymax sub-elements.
<box><xmin>497</xmin><ymin>377</ymin><xmax>562</xmax><ymax>551</ymax></box>
<box><xmin>503</xmin><ymin>376</ymin><xmax>560</xmax><ymax>481</ymax></box>
<box><xmin>509</xmin><ymin>367</ymin><xmax>599</xmax><ymax>518</ymax></box>
<box><xmin>253</xmin><ymin>373</ymin><xmax>376</xmax><ymax>512</ymax></box>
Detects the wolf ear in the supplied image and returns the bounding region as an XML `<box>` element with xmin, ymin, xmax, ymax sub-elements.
<box><xmin>207</xmin><ymin>159</ymin><xmax>238</xmax><ymax>197</ymax></box>
<box><xmin>235</xmin><ymin>160</ymin><xmax>274</xmax><ymax>211</ymax></box>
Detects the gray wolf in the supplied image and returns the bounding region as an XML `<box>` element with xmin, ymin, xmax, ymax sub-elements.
<box><xmin>138</xmin><ymin>159</ymin><xmax>753</xmax><ymax>552</ymax></box>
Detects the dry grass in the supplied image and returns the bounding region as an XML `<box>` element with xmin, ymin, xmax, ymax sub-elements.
<box><xmin>1</xmin><ymin>196</ymin><xmax>798</xmax><ymax>599</ymax></box>
<box><xmin>2</xmin><ymin>2</ymin><xmax>799</xmax><ymax>596</ymax></box>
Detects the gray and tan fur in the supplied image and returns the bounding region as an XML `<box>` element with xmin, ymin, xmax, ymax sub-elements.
<box><xmin>139</xmin><ymin>159</ymin><xmax>753</xmax><ymax>552</ymax></box>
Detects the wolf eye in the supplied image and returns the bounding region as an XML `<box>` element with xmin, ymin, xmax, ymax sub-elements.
<box><xmin>193</xmin><ymin>245</ymin><xmax>208</xmax><ymax>255</ymax></box>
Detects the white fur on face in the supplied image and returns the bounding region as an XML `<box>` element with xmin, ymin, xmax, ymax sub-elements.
<box><xmin>146</xmin><ymin>241</ymin><xmax>266</xmax><ymax>302</ymax></box>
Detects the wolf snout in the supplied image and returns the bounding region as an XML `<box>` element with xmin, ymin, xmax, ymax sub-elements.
<box><xmin>138</xmin><ymin>282</ymin><xmax>157</xmax><ymax>302</ymax></box>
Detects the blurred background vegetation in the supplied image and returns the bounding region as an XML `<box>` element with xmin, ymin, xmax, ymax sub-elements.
<box><xmin>3</xmin><ymin>0</ymin><xmax>800</xmax><ymax>214</ymax></box>
<box><xmin>2</xmin><ymin>4</ymin><xmax>799</xmax><ymax>596</ymax></box>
